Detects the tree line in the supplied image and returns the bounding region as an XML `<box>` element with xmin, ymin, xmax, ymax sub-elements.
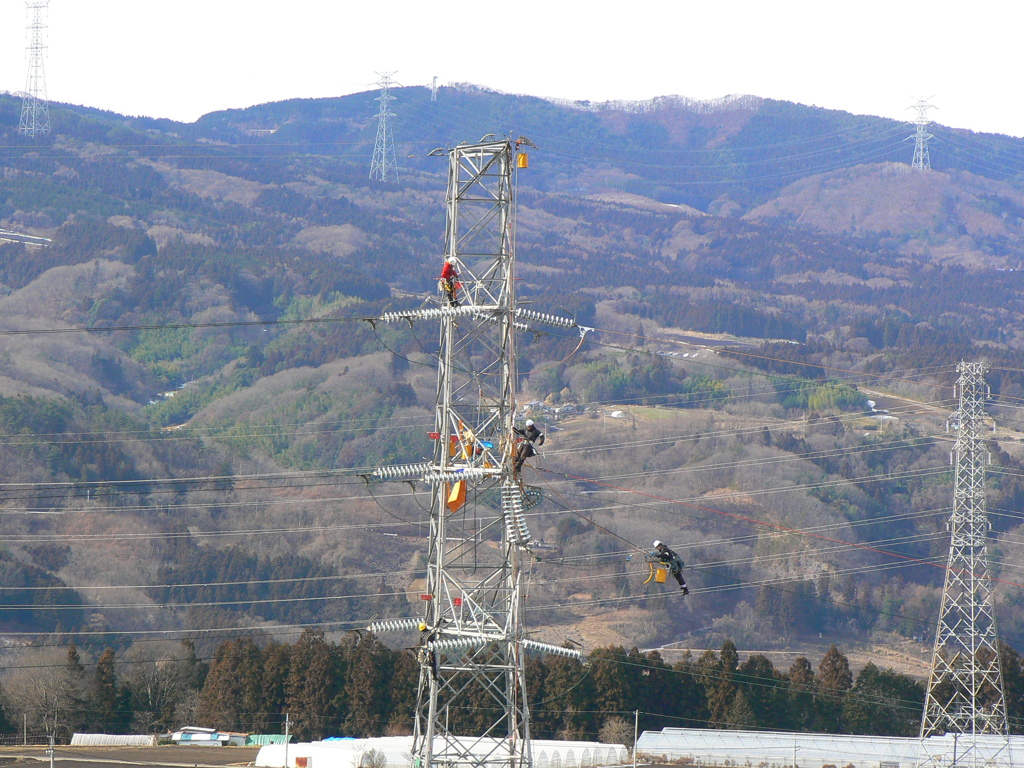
<box><xmin>5</xmin><ymin>633</ymin><xmax>1024</xmax><ymax>742</ymax></box>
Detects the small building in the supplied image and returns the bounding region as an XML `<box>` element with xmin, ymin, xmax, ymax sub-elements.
<box><xmin>170</xmin><ymin>726</ymin><xmax>248</xmax><ymax>747</ymax></box>
<box><xmin>248</xmin><ymin>734</ymin><xmax>295</xmax><ymax>747</ymax></box>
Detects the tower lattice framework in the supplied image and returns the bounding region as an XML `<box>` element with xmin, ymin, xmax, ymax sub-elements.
<box><xmin>369</xmin><ymin>72</ymin><xmax>399</xmax><ymax>182</ymax></box>
<box><xmin>920</xmin><ymin>361</ymin><xmax>1008</xmax><ymax>765</ymax></box>
<box><xmin>909</xmin><ymin>99</ymin><xmax>934</xmax><ymax>171</ymax></box>
<box><xmin>368</xmin><ymin>139</ymin><xmax>582</xmax><ymax>768</ymax></box>
<box><xmin>19</xmin><ymin>0</ymin><xmax>51</xmax><ymax>138</ymax></box>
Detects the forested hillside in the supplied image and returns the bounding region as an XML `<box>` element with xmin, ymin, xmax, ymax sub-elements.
<box><xmin>1</xmin><ymin>83</ymin><xmax>1024</xmax><ymax>737</ymax></box>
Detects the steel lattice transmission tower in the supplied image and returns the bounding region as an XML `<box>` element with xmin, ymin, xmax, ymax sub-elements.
<box><xmin>920</xmin><ymin>361</ymin><xmax>1008</xmax><ymax>766</ymax></box>
<box><xmin>19</xmin><ymin>0</ymin><xmax>51</xmax><ymax>139</ymax></box>
<box><xmin>368</xmin><ymin>138</ymin><xmax>583</xmax><ymax>768</ymax></box>
<box><xmin>369</xmin><ymin>72</ymin><xmax>399</xmax><ymax>182</ymax></box>
<box><xmin>908</xmin><ymin>98</ymin><xmax>935</xmax><ymax>170</ymax></box>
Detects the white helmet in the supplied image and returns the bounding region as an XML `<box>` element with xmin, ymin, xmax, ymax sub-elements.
<box><xmin>446</xmin><ymin>256</ymin><xmax>456</xmax><ymax>264</ymax></box>
<box><xmin>653</xmin><ymin>540</ymin><xmax>662</xmax><ymax>547</ymax></box>
<box><xmin>525</xmin><ymin>419</ymin><xmax>534</xmax><ymax>427</ymax></box>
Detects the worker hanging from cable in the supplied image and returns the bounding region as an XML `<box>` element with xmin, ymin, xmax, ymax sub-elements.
<box><xmin>512</xmin><ymin>418</ymin><xmax>544</xmax><ymax>481</ymax></box>
<box><xmin>652</xmin><ymin>540</ymin><xmax>689</xmax><ymax>594</ymax></box>
<box><xmin>440</xmin><ymin>256</ymin><xmax>461</xmax><ymax>307</ymax></box>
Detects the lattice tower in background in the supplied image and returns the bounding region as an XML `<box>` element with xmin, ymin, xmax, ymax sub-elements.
<box><xmin>19</xmin><ymin>0</ymin><xmax>51</xmax><ymax>138</ymax></box>
<box><xmin>369</xmin><ymin>71</ymin><xmax>399</xmax><ymax>182</ymax></box>
<box><xmin>920</xmin><ymin>361</ymin><xmax>1008</xmax><ymax>767</ymax></box>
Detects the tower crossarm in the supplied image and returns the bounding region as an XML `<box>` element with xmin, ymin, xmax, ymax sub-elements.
<box><xmin>378</xmin><ymin>305</ymin><xmax>492</xmax><ymax>324</ymax></box>
<box><xmin>376</xmin><ymin>303</ymin><xmax>582</xmax><ymax>335</ymax></box>
<box><xmin>368</xmin><ymin>618</ymin><xmax>422</xmax><ymax>633</ymax></box>
<box><xmin>514</xmin><ymin>308</ymin><xmax>577</xmax><ymax>329</ymax></box>
<box><xmin>521</xmin><ymin>639</ymin><xmax>584</xmax><ymax>661</ymax></box>
<box><xmin>371</xmin><ymin>464</ymin><xmax>500</xmax><ymax>482</ymax></box>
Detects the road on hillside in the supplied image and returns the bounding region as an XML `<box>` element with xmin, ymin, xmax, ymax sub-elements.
<box><xmin>0</xmin><ymin>230</ymin><xmax>51</xmax><ymax>246</ymax></box>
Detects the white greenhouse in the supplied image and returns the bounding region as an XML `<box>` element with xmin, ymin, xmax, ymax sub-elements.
<box><xmin>256</xmin><ymin>736</ymin><xmax>629</xmax><ymax>768</ymax></box>
<box><xmin>637</xmin><ymin>727</ymin><xmax>1023</xmax><ymax>768</ymax></box>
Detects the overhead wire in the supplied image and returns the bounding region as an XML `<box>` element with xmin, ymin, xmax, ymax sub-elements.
<box><xmin>3</xmin><ymin>107</ymin><xmax>1022</xmax><ymax>692</ymax></box>
<box><xmin>531</xmin><ymin>465</ymin><xmax>1024</xmax><ymax>591</ymax></box>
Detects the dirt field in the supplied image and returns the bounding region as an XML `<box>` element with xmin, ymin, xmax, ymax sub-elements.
<box><xmin>0</xmin><ymin>745</ymin><xmax>261</xmax><ymax>768</ymax></box>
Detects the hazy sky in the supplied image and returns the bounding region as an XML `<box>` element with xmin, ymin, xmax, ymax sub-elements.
<box><xmin>0</xmin><ymin>0</ymin><xmax>1019</xmax><ymax>137</ymax></box>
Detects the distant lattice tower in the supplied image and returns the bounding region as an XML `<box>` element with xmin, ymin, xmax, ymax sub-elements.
<box><xmin>369</xmin><ymin>72</ymin><xmax>399</xmax><ymax>182</ymax></box>
<box><xmin>908</xmin><ymin>98</ymin><xmax>935</xmax><ymax>170</ymax></box>
<box><xmin>430</xmin><ymin>76</ymin><xmax>439</xmax><ymax>102</ymax></box>
<box><xmin>19</xmin><ymin>0</ymin><xmax>51</xmax><ymax>138</ymax></box>
<box><xmin>920</xmin><ymin>361</ymin><xmax>1008</xmax><ymax>767</ymax></box>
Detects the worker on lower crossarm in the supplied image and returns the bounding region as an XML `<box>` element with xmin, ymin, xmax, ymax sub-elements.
<box><xmin>441</xmin><ymin>257</ymin><xmax>460</xmax><ymax>306</ymax></box>
<box><xmin>652</xmin><ymin>540</ymin><xmax>689</xmax><ymax>594</ymax></box>
<box><xmin>513</xmin><ymin>419</ymin><xmax>544</xmax><ymax>479</ymax></box>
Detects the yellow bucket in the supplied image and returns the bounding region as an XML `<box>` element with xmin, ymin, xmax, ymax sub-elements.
<box><xmin>655</xmin><ymin>567</ymin><xmax>668</xmax><ymax>584</ymax></box>
<box><xmin>447</xmin><ymin>480</ymin><xmax>466</xmax><ymax>513</ymax></box>
<box><xmin>517</xmin><ymin>153</ymin><xmax>529</xmax><ymax>168</ymax></box>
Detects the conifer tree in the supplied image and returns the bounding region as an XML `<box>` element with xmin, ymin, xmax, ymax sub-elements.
<box><xmin>383</xmin><ymin>650</ymin><xmax>417</xmax><ymax>735</ymax></box>
<box><xmin>536</xmin><ymin>654</ymin><xmax>595</xmax><ymax>739</ymax></box>
<box><xmin>286</xmin><ymin>630</ymin><xmax>339</xmax><ymax>740</ymax></box>
<box><xmin>786</xmin><ymin>656</ymin><xmax>815</xmax><ymax>731</ymax></box>
<box><xmin>92</xmin><ymin>648</ymin><xmax>128</xmax><ymax>732</ymax></box>
<box><xmin>589</xmin><ymin>647</ymin><xmax>637</xmax><ymax>718</ymax></box>
<box><xmin>197</xmin><ymin>639</ymin><xmax>265</xmax><ymax>731</ymax></box>
<box><xmin>725</xmin><ymin>690</ymin><xmax>758</xmax><ymax>730</ymax></box>
<box><xmin>737</xmin><ymin>654</ymin><xmax>785</xmax><ymax>730</ymax></box>
<box><xmin>999</xmin><ymin>641</ymin><xmax>1024</xmax><ymax>735</ymax></box>
<box><xmin>842</xmin><ymin>663</ymin><xmax>923</xmax><ymax>736</ymax></box>
<box><xmin>261</xmin><ymin>642</ymin><xmax>292</xmax><ymax>733</ymax></box>
<box><xmin>180</xmin><ymin>638</ymin><xmax>208</xmax><ymax>691</ymax></box>
<box><xmin>61</xmin><ymin>643</ymin><xmax>88</xmax><ymax>734</ymax></box>
<box><xmin>703</xmin><ymin>641</ymin><xmax>739</xmax><ymax>728</ymax></box>
<box><xmin>66</xmin><ymin>644</ymin><xmax>84</xmax><ymax>675</ymax></box>
<box><xmin>670</xmin><ymin>653</ymin><xmax>709</xmax><ymax>727</ymax></box>
<box><xmin>816</xmin><ymin>644</ymin><xmax>852</xmax><ymax>733</ymax></box>
<box><xmin>637</xmin><ymin>651</ymin><xmax>676</xmax><ymax>731</ymax></box>
<box><xmin>342</xmin><ymin>634</ymin><xmax>391</xmax><ymax>736</ymax></box>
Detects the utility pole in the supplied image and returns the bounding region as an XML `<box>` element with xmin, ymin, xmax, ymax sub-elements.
<box><xmin>632</xmin><ymin>710</ymin><xmax>639</xmax><ymax>768</ymax></box>
<box><xmin>19</xmin><ymin>0</ymin><xmax>51</xmax><ymax>138</ymax></box>
<box><xmin>369</xmin><ymin>137</ymin><xmax>583</xmax><ymax>768</ymax></box>
<box><xmin>908</xmin><ymin>98</ymin><xmax>934</xmax><ymax>171</ymax></box>
<box><xmin>920</xmin><ymin>361</ymin><xmax>1008</xmax><ymax>768</ymax></box>
<box><xmin>369</xmin><ymin>72</ymin><xmax>399</xmax><ymax>182</ymax></box>
<box><xmin>283</xmin><ymin>712</ymin><xmax>290</xmax><ymax>768</ymax></box>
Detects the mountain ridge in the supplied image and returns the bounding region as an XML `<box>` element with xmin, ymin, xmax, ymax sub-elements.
<box><xmin>0</xmin><ymin>85</ymin><xmax>1023</xmax><ymax>698</ymax></box>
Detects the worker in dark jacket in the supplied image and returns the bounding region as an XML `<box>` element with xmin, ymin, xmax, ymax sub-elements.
<box><xmin>652</xmin><ymin>540</ymin><xmax>689</xmax><ymax>594</ymax></box>
<box><xmin>440</xmin><ymin>257</ymin><xmax>460</xmax><ymax>306</ymax></box>
<box><xmin>513</xmin><ymin>419</ymin><xmax>544</xmax><ymax>478</ymax></box>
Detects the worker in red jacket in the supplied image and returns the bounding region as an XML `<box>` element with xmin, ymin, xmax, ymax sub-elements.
<box><xmin>441</xmin><ymin>257</ymin><xmax>460</xmax><ymax>306</ymax></box>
